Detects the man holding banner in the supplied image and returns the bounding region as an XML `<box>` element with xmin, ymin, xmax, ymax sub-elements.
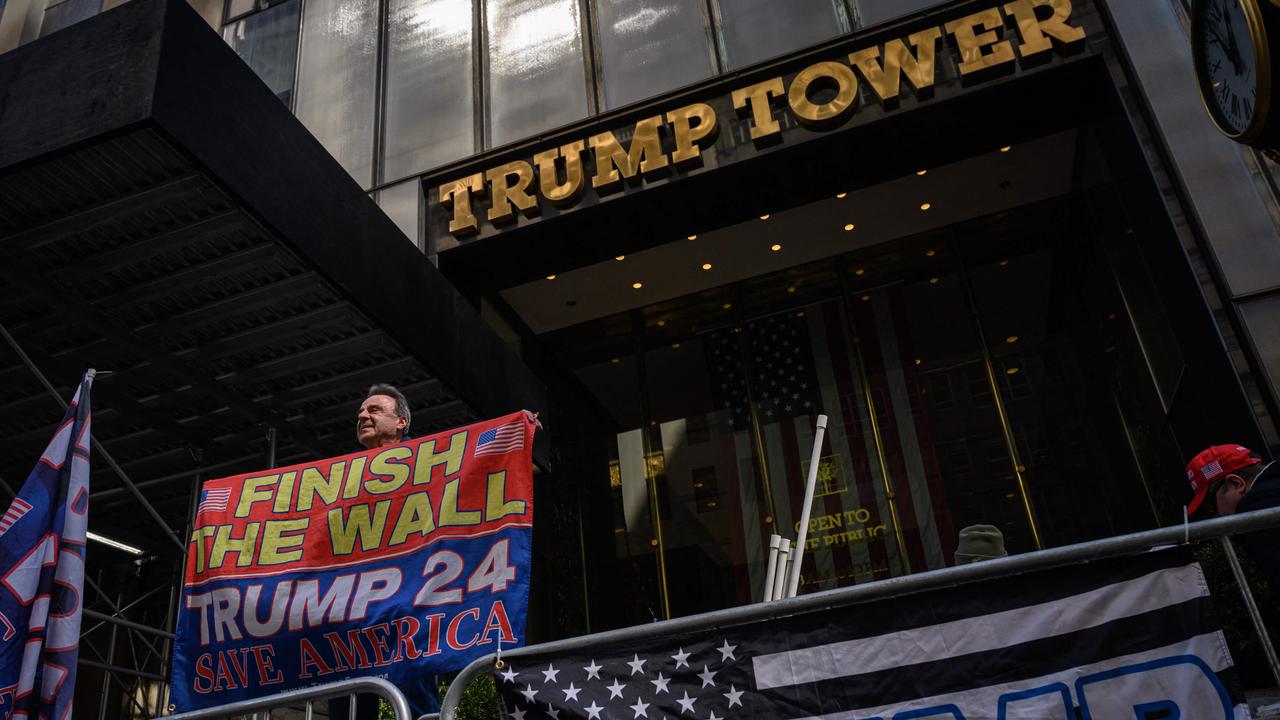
<box><xmin>169</xmin><ymin>382</ymin><xmax>540</xmax><ymax>715</ymax></box>
<box><xmin>337</xmin><ymin>384</ymin><xmax>438</xmax><ymax>718</ymax></box>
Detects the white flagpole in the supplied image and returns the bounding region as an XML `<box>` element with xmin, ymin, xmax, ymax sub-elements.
<box><xmin>786</xmin><ymin>414</ymin><xmax>828</xmax><ymax>598</ymax></box>
<box><xmin>762</xmin><ymin>534</ymin><xmax>781</xmax><ymax>601</ymax></box>
<box><xmin>772</xmin><ymin>538</ymin><xmax>791</xmax><ymax>601</ymax></box>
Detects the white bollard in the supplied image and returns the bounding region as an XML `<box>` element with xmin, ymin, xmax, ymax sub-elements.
<box><xmin>772</xmin><ymin>538</ymin><xmax>791</xmax><ymax>601</ymax></box>
<box><xmin>786</xmin><ymin>415</ymin><xmax>828</xmax><ymax>598</ymax></box>
<box><xmin>763</xmin><ymin>534</ymin><xmax>781</xmax><ymax>602</ymax></box>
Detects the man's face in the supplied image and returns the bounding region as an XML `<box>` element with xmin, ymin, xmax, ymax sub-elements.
<box><xmin>1213</xmin><ymin>474</ymin><xmax>1251</xmax><ymax>516</ymax></box>
<box><xmin>356</xmin><ymin>394</ymin><xmax>406</xmax><ymax>449</ymax></box>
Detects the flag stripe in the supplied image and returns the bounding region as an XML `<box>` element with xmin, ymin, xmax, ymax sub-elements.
<box><xmin>733</xmin><ymin>430</ymin><xmax>766</xmax><ymax>602</ymax></box>
<box><xmin>884</xmin><ymin>286</ymin><xmax>957</xmax><ymax>566</ymax></box>
<box><xmin>806</xmin><ymin>634</ymin><xmax>1241</xmax><ymax>720</ymax></box>
<box><xmin>493</xmin><ymin>549</ymin><xmax>1241</xmax><ymax>720</ymax></box>
<box><xmin>807</xmin><ymin>309</ymin><xmax>869</xmax><ymax>589</ymax></box>
<box><xmin>851</xmin><ymin>295</ymin><xmax>929</xmax><ymax>574</ymax></box>
<box><xmin>753</xmin><ymin>597</ymin><xmax>1214</xmax><ymax>713</ymax></box>
<box><xmin>721</xmin><ymin>428</ymin><xmax>753</xmax><ymax>604</ymax></box>
<box><xmin>819</xmin><ymin>302</ymin><xmax>893</xmax><ymax>578</ymax></box>
<box><xmin>881</xmin><ymin>287</ymin><xmax>947</xmax><ymax>571</ymax></box>
<box><xmin>743</xmin><ymin>546</ymin><xmax>1192</xmax><ymax>646</ymax></box>
<box><xmin>753</xmin><ymin>563</ymin><xmax>1206</xmax><ymax>689</ymax></box>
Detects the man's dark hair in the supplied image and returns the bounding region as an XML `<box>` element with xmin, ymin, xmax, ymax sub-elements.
<box><xmin>1238</xmin><ymin>456</ymin><xmax>1267</xmax><ymax>484</ymax></box>
<box><xmin>365</xmin><ymin>383</ymin><xmax>411</xmax><ymax>435</ymax></box>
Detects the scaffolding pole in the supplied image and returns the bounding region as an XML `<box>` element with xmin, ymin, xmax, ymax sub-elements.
<box><xmin>0</xmin><ymin>320</ymin><xmax>185</xmax><ymax>552</ymax></box>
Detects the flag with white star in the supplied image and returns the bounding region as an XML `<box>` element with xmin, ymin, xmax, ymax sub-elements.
<box><xmin>492</xmin><ymin>548</ymin><xmax>1248</xmax><ymax>718</ymax></box>
<box><xmin>705</xmin><ymin>313</ymin><xmax>823</xmax><ymax>433</ymax></box>
<box><xmin>496</xmin><ymin>636</ymin><xmax>750</xmax><ymax>720</ymax></box>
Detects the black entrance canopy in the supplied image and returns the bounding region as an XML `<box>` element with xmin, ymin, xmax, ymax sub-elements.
<box><xmin>0</xmin><ymin>0</ymin><xmax>547</xmax><ymax>558</ymax></box>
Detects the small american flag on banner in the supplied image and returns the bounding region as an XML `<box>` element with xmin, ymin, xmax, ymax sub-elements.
<box><xmin>0</xmin><ymin>498</ymin><xmax>32</xmax><ymax>537</ymax></box>
<box><xmin>197</xmin><ymin>487</ymin><xmax>231</xmax><ymax>513</ymax></box>
<box><xmin>476</xmin><ymin>420</ymin><xmax>525</xmax><ymax>457</ymax></box>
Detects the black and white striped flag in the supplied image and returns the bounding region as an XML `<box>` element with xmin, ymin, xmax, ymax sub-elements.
<box><xmin>495</xmin><ymin>548</ymin><xmax>1247</xmax><ymax>719</ymax></box>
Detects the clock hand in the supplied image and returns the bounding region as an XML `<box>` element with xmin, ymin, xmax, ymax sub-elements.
<box><xmin>1222</xmin><ymin>11</ymin><xmax>1245</xmax><ymax>68</ymax></box>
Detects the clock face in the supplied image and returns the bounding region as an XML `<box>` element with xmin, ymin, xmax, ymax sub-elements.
<box><xmin>1199</xmin><ymin>0</ymin><xmax>1262</xmax><ymax>135</ymax></box>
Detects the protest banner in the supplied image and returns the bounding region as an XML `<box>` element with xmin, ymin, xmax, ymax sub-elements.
<box><xmin>169</xmin><ymin>410</ymin><xmax>538</xmax><ymax>711</ymax></box>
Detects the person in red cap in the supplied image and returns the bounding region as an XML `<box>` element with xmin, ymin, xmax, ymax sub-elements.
<box><xmin>1187</xmin><ymin>444</ymin><xmax>1280</xmax><ymax>586</ymax></box>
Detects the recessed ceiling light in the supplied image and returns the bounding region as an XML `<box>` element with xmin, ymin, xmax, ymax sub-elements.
<box><xmin>701</xmin><ymin>263</ymin><xmax>713</xmax><ymax>270</ymax></box>
<box><xmin>854</xmin><ymin>268</ymin><xmax>865</xmax><ymax>276</ymax></box>
<box><xmin>657</xmin><ymin>319</ymin><xmax>667</xmax><ymax>327</ymax></box>
<box><xmin>546</xmin><ymin>274</ymin><xmax>557</xmax><ymax>280</ymax></box>
<box><xmin>1000</xmin><ymin>145</ymin><xmax>1012</xmax><ymax>153</ymax></box>
<box><xmin>836</xmin><ymin>192</ymin><xmax>847</xmax><ymax>199</ymax></box>
<box><xmin>925</xmin><ymin>249</ymin><xmax>936</xmax><ymax>257</ymax></box>
<box><xmin>632</xmin><ymin>282</ymin><xmax>643</xmax><ymax>289</ymax></box>
<box><xmin>760</xmin><ymin>214</ymin><xmax>771</xmax><ymax>221</ymax></box>
<box><xmin>672</xmin><ymin>343</ymin><xmax>681</xmax><ymax>349</ymax></box>
<box><xmin>615</xmin><ymin>255</ymin><xmax>625</xmax><ymax>261</ymax></box>
<box><xmin>929</xmin><ymin>277</ymin><xmax>939</xmax><ymax>284</ymax></box>
<box><xmin>687</xmin><ymin>234</ymin><xmax>698</xmax><ymax>240</ymax></box>
<box><xmin>770</xmin><ymin>243</ymin><xmax>782</xmax><ymax>252</ymax></box>
<box><xmin>861</xmin><ymin>294</ymin><xmax>871</xmax><ymax>302</ymax></box>
<box><xmin>920</xmin><ymin>203</ymin><xmax>932</xmax><ymax>211</ymax></box>
<box><xmin>916</xmin><ymin>169</ymin><xmax>928</xmax><ymax>176</ymax></box>
<box><xmin>914</xmin><ymin>359</ymin><xmax>923</xmax><ymax>366</ymax></box>
<box><xmin>722</xmin><ymin>303</ymin><xmax>732</xmax><ymax>310</ymax></box>
<box><xmin>796</xmin><ymin>311</ymin><xmax>806</xmax><ymax>318</ymax></box>
<box><xmin>611</xmin><ymin>357</ymin><xmax>620</xmax><ymax>364</ymax></box>
<box><xmin>1006</xmin><ymin>367</ymin><xmax>1020</xmax><ymax>375</ymax></box>
<box><xmin>999</xmin><ymin>259</ymin><xmax>1009</xmax><ymax>267</ymax></box>
<box><xmin>787</xmin><ymin>286</ymin><xmax>796</xmax><ymax>293</ymax></box>
<box><xmin>844</xmin><ymin>223</ymin><xmax>855</xmax><ymax>232</ymax></box>
<box><xmin>707</xmin><ymin>501</ymin><xmax>718</xmax><ymax>508</ymax></box>
<box><xmin>1006</xmin><ymin>335</ymin><xmax>1019</xmax><ymax>343</ymax></box>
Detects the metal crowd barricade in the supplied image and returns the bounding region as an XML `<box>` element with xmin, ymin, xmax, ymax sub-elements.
<box><xmin>439</xmin><ymin>506</ymin><xmax>1280</xmax><ymax>720</ymax></box>
<box><xmin>164</xmin><ymin>677</ymin><xmax>412</xmax><ymax>720</ymax></box>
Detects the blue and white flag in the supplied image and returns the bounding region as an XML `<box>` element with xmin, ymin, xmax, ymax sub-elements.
<box><xmin>0</xmin><ymin>372</ymin><xmax>94</xmax><ymax>720</ymax></box>
<box><xmin>496</xmin><ymin>547</ymin><xmax>1248</xmax><ymax>720</ymax></box>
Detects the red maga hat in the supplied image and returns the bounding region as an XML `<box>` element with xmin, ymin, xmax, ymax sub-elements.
<box><xmin>1186</xmin><ymin>445</ymin><xmax>1262</xmax><ymax>515</ymax></box>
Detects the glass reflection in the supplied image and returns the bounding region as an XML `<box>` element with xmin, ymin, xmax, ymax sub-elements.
<box><xmin>714</xmin><ymin>0</ymin><xmax>847</xmax><ymax>70</ymax></box>
<box><xmin>594</xmin><ymin>0</ymin><xmax>715</xmax><ymax>110</ymax></box>
<box><xmin>295</xmin><ymin>0</ymin><xmax>378</xmax><ymax>187</ymax></box>
<box><xmin>376</xmin><ymin>179</ymin><xmax>424</xmax><ymax>250</ymax></box>
<box><xmin>855</xmin><ymin>0</ymin><xmax>945</xmax><ymax>28</ymax></box>
<box><xmin>226</xmin><ymin>0</ymin><xmax>256</xmax><ymax>21</ymax></box>
<box><xmin>383</xmin><ymin>0</ymin><xmax>475</xmax><ymax>180</ymax></box>
<box><xmin>543</xmin><ymin>190</ymin><xmax>1187</xmax><ymax>625</ymax></box>
<box><xmin>486</xmin><ymin>0</ymin><xmax>589</xmax><ymax>147</ymax></box>
<box><xmin>40</xmin><ymin>0</ymin><xmax>100</xmax><ymax>36</ymax></box>
<box><xmin>223</xmin><ymin>0</ymin><xmax>301</xmax><ymax>106</ymax></box>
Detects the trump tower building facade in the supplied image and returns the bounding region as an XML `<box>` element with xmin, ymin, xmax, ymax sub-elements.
<box><xmin>4</xmin><ymin>0</ymin><xmax>1280</xmax><ymax>714</ymax></box>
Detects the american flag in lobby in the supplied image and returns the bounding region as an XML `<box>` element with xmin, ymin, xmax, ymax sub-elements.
<box><xmin>703</xmin><ymin>298</ymin><xmax>951</xmax><ymax>603</ymax></box>
<box><xmin>197</xmin><ymin>486</ymin><xmax>231</xmax><ymax>513</ymax></box>
<box><xmin>495</xmin><ymin>548</ymin><xmax>1247</xmax><ymax>720</ymax></box>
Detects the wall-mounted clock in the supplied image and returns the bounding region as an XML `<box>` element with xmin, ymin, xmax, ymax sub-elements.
<box><xmin>1192</xmin><ymin>0</ymin><xmax>1280</xmax><ymax>152</ymax></box>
